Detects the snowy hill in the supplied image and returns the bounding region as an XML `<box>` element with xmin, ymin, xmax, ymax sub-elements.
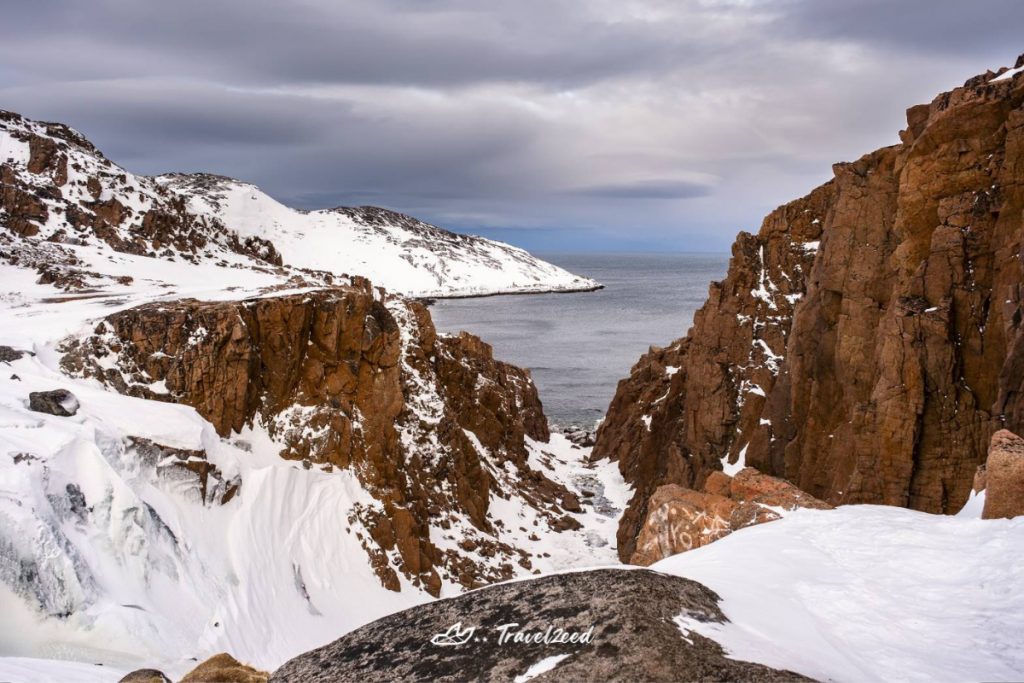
<box><xmin>0</xmin><ymin>110</ymin><xmax>598</xmax><ymax>299</ymax></box>
<box><xmin>157</xmin><ymin>173</ymin><xmax>601</xmax><ymax>298</ymax></box>
<box><xmin>0</xmin><ymin>109</ymin><xmax>621</xmax><ymax>680</ymax></box>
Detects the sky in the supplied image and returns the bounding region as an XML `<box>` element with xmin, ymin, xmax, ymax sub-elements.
<box><xmin>1</xmin><ymin>1</ymin><xmax>1022</xmax><ymax>252</ymax></box>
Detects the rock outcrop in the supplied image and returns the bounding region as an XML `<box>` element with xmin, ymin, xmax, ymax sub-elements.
<box><xmin>1</xmin><ymin>110</ymin><xmax>283</xmax><ymax>285</ymax></box>
<box><xmin>982</xmin><ymin>429</ymin><xmax>1024</xmax><ymax>519</ymax></box>
<box><xmin>118</xmin><ymin>670</ymin><xmax>172</xmax><ymax>683</ymax></box>
<box><xmin>62</xmin><ymin>281</ymin><xmax>578</xmax><ymax>594</ymax></box>
<box><xmin>28</xmin><ymin>389</ymin><xmax>79</xmax><ymax>417</ymax></box>
<box><xmin>180</xmin><ymin>653</ymin><xmax>269</xmax><ymax>683</ymax></box>
<box><xmin>595</xmin><ymin>56</ymin><xmax>1024</xmax><ymax>561</ymax></box>
<box><xmin>270</xmin><ymin>568</ymin><xmax>813</xmax><ymax>683</ymax></box>
<box><xmin>631</xmin><ymin>468</ymin><xmax>831</xmax><ymax>566</ymax></box>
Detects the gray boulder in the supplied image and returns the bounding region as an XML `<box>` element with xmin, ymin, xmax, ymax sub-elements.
<box><xmin>29</xmin><ymin>389</ymin><xmax>80</xmax><ymax>417</ymax></box>
<box><xmin>0</xmin><ymin>346</ymin><xmax>25</xmax><ymax>363</ymax></box>
<box><xmin>271</xmin><ymin>568</ymin><xmax>813</xmax><ymax>683</ymax></box>
<box><xmin>118</xmin><ymin>669</ymin><xmax>171</xmax><ymax>683</ymax></box>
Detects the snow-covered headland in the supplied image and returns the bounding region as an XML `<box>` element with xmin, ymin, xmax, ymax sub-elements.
<box><xmin>0</xmin><ymin>109</ymin><xmax>616</xmax><ymax>680</ymax></box>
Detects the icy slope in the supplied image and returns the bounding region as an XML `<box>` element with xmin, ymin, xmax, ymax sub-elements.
<box><xmin>156</xmin><ymin>173</ymin><xmax>600</xmax><ymax>298</ymax></box>
<box><xmin>658</xmin><ymin>505</ymin><xmax>1024</xmax><ymax>683</ymax></box>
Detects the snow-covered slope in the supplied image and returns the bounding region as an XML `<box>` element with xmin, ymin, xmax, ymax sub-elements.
<box><xmin>156</xmin><ymin>173</ymin><xmax>600</xmax><ymax>298</ymax></box>
<box><xmin>659</xmin><ymin>505</ymin><xmax>1024</xmax><ymax>683</ymax></box>
<box><xmin>0</xmin><ymin>109</ymin><xmax>598</xmax><ymax>299</ymax></box>
<box><xmin>0</xmin><ymin>109</ymin><xmax>621</xmax><ymax>680</ymax></box>
<box><xmin>0</xmin><ymin>343</ymin><xmax>627</xmax><ymax>677</ymax></box>
<box><xmin>0</xmin><ymin>260</ymin><xmax>625</xmax><ymax>679</ymax></box>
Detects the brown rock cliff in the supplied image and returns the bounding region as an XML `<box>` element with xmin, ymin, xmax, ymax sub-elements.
<box><xmin>595</xmin><ymin>56</ymin><xmax>1024</xmax><ymax>561</ymax></box>
<box><xmin>62</xmin><ymin>281</ymin><xmax>575</xmax><ymax>594</ymax></box>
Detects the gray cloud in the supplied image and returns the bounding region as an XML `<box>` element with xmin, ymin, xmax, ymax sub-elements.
<box><xmin>1</xmin><ymin>1</ymin><xmax>1021</xmax><ymax>251</ymax></box>
<box><xmin>568</xmin><ymin>180</ymin><xmax>716</xmax><ymax>200</ymax></box>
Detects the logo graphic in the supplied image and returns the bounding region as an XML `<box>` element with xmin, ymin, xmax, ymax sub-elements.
<box><xmin>430</xmin><ymin>622</ymin><xmax>477</xmax><ymax>646</ymax></box>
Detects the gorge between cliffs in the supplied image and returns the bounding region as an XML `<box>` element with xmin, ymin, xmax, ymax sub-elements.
<box><xmin>1</xmin><ymin>48</ymin><xmax>1024</xmax><ymax>683</ymax></box>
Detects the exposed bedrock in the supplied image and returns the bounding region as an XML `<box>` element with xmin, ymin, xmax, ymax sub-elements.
<box><xmin>270</xmin><ymin>569</ymin><xmax>814</xmax><ymax>683</ymax></box>
<box><xmin>630</xmin><ymin>468</ymin><xmax>831</xmax><ymax>566</ymax></box>
<box><xmin>595</xmin><ymin>56</ymin><xmax>1024</xmax><ymax>561</ymax></box>
<box><xmin>62</xmin><ymin>280</ymin><xmax>573</xmax><ymax>594</ymax></box>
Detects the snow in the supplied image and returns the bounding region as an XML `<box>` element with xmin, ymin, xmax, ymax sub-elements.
<box><xmin>0</xmin><ymin>323</ymin><xmax>628</xmax><ymax>678</ymax></box>
<box><xmin>720</xmin><ymin>444</ymin><xmax>747</xmax><ymax>477</ymax></box>
<box><xmin>513</xmin><ymin>653</ymin><xmax>571</xmax><ymax>682</ymax></box>
<box><xmin>0</xmin><ymin>656</ymin><xmax>127</xmax><ymax>683</ymax></box>
<box><xmin>155</xmin><ymin>174</ymin><xmax>601</xmax><ymax>299</ymax></box>
<box><xmin>0</xmin><ymin>355</ymin><xmax>429</xmax><ymax>677</ymax></box>
<box><xmin>993</xmin><ymin>65</ymin><xmax>1024</xmax><ymax>83</ymax></box>
<box><xmin>655</xmin><ymin>505</ymin><xmax>1024</xmax><ymax>683</ymax></box>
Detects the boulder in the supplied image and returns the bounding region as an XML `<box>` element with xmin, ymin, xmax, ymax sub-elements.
<box><xmin>180</xmin><ymin>653</ymin><xmax>268</xmax><ymax>683</ymax></box>
<box><xmin>631</xmin><ymin>486</ymin><xmax>738</xmax><ymax>566</ymax></box>
<box><xmin>982</xmin><ymin>430</ymin><xmax>1024</xmax><ymax>520</ymax></box>
<box><xmin>0</xmin><ymin>346</ymin><xmax>25</xmax><ymax>363</ymax></box>
<box><xmin>729</xmin><ymin>467</ymin><xmax>833</xmax><ymax>511</ymax></box>
<box><xmin>703</xmin><ymin>470</ymin><xmax>733</xmax><ymax>497</ymax></box>
<box><xmin>118</xmin><ymin>670</ymin><xmax>171</xmax><ymax>683</ymax></box>
<box><xmin>631</xmin><ymin>469</ymin><xmax>831</xmax><ymax>566</ymax></box>
<box><xmin>28</xmin><ymin>389</ymin><xmax>79</xmax><ymax>417</ymax></box>
<box><xmin>270</xmin><ymin>569</ymin><xmax>814</xmax><ymax>683</ymax></box>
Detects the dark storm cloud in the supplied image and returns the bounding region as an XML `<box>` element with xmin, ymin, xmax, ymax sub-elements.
<box><xmin>780</xmin><ymin>0</ymin><xmax>1024</xmax><ymax>61</ymax></box>
<box><xmin>0</xmin><ymin>0</ymin><xmax>705</xmax><ymax>89</ymax></box>
<box><xmin>1</xmin><ymin>1</ymin><xmax>1021</xmax><ymax>251</ymax></box>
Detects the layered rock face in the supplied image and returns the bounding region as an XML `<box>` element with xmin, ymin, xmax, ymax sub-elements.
<box><xmin>595</xmin><ymin>57</ymin><xmax>1024</xmax><ymax>561</ymax></box>
<box><xmin>61</xmin><ymin>281</ymin><xmax>575</xmax><ymax>595</ymax></box>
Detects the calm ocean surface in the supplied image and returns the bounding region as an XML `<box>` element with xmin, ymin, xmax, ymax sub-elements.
<box><xmin>430</xmin><ymin>252</ymin><xmax>730</xmax><ymax>429</ymax></box>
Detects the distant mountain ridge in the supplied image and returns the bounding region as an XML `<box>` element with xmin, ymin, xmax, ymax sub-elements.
<box><xmin>0</xmin><ymin>109</ymin><xmax>599</xmax><ymax>298</ymax></box>
<box><xmin>153</xmin><ymin>171</ymin><xmax>601</xmax><ymax>298</ymax></box>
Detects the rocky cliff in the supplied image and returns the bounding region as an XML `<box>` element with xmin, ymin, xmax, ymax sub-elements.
<box><xmin>594</xmin><ymin>55</ymin><xmax>1024</xmax><ymax>561</ymax></box>
<box><xmin>60</xmin><ymin>280</ymin><xmax>583</xmax><ymax>595</ymax></box>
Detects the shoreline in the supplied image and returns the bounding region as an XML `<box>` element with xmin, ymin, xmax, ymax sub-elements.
<box><xmin>413</xmin><ymin>282</ymin><xmax>604</xmax><ymax>307</ymax></box>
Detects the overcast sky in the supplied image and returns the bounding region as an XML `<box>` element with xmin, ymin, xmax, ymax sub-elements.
<box><xmin>2</xmin><ymin>1</ymin><xmax>1022</xmax><ymax>251</ymax></box>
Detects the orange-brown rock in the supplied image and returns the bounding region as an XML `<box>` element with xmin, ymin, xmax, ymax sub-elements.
<box><xmin>595</xmin><ymin>56</ymin><xmax>1024</xmax><ymax>561</ymax></box>
<box><xmin>62</xmin><ymin>282</ymin><xmax>570</xmax><ymax>594</ymax></box>
<box><xmin>982</xmin><ymin>429</ymin><xmax>1024</xmax><ymax>519</ymax></box>
<box><xmin>728</xmin><ymin>467</ymin><xmax>832</xmax><ymax>512</ymax></box>
<box><xmin>179</xmin><ymin>653</ymin><xmax>268</xmax><ymax>683</ymax></box>
<box><xmin>630</xmin><ymin>468</ymin><xmax>830</xmax><ymax>566</ymax></box>
<box><xmin>630</xmin><ymin>486</ymin><xmax>738</xmax><ymax>566</ymax></box>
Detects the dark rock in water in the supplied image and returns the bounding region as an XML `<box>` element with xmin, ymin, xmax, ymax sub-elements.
<box><xmin>0</xmin><ymin>346</ymin><xmax>25</xmax><ymax>363</ymax></box>
<box><xmin>118</xmin><ymin>669</ymin><xmax>172</xmax><ymax>683</ymax></box>
<box><xmin>271</xmin><ymin>568</ymin><xmax>814</xmax><ymax>683</ymax></box>
<box><xmin>28</xmin><ymin>388</ymin><xmax>79</xmax><ymax>417</ymax></box>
